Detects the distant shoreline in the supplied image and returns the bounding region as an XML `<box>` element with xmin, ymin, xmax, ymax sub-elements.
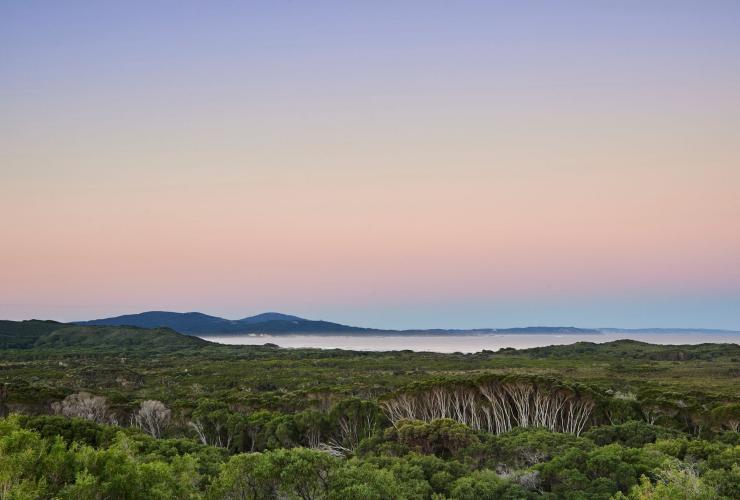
<box><xmin>196</xmin><ymin>331</ymin><xmax>740</xmax><ymax>353</ymax></box>
<box><xmin>198</xmin><ymin>329</ymin><xmax>739</xmax><ymax>338</ymax></box>
<box><xmin>197</xmin><ymin>330</ymin><xmax>607</xmax><ymax>338</ymax></box>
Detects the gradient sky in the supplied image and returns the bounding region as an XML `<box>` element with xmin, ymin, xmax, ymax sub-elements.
<box><xmin>2</xmin><ymin>1</ymin><xmax>740</xmax><ymax>329</ymax></box>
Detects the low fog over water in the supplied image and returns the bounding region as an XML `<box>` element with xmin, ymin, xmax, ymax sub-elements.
<box><xmin>199</xmin><ymin>332</ymin><xmax>739</xmax><ymax>353</ymax></box>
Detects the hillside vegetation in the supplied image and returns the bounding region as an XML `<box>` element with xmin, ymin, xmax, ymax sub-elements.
<box><xmin>0</xmin><ymin>320</ymin><xmax>738</xmax><ymax>498</ymax></box>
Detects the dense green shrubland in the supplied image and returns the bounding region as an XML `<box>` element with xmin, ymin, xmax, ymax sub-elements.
<box><xmin>2</xmin><ymin>415</ymin><xmax>738</xmax><ymax>499</ymax></box>
<box><xmin>0</xmin><ymin>320</ymin><xmax>738</xmax><ymax>498</ymax></box>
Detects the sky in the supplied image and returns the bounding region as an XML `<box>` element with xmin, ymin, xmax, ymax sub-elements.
<box><xmin>1</xmin><ymin>1</ymin><xmax>739</xmax><ymax>329</ymax></box>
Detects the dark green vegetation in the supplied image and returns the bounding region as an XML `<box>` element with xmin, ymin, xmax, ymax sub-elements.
<box><xmin>1</xmin><ymin>320</ymin><xmax>738</xmax><ymax>498</ymax></box>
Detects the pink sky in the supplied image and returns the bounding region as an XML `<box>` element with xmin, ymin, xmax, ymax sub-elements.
<box><xmin>2</xmin><ymin>2</ymin><xmax>739</xmax><ymax>328</ymax></box>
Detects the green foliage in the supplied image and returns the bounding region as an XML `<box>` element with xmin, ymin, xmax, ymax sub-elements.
<box><xmin>616</xmin><ymin>466</ymin><xmax>718</xmax><ymax>500</ymax></box>
<box><xmin>487</xmin><ymin>426</ymin><xmax>593</xmax><ymax>468</ymax></box>
<box><xmin>0</xmin><ymin>320</ymin><xmax>64</xmax><ymax>349</ymax></box>
<box><xmin>207</xmin><ymin>447</ymin><xmax>337</xmax><ymax>499</ymax></box>
<box><xmin>536</xmin><ymin>442</ymin><xmax>673</xmax><ymax>498</ymax></box>
<box><xmin>389</xmin><ymin>419</ymin><xmax>480</xmax><ymax>459</ymax></box>
<box><xmin>32</xmin><ymin>325</ymin><xmax>206</xmax><ymax>351</ymax></box>
<box><xmin>450</xmin><ymin>469</ymin><xmax>531</xmax><ymax>499</ymax></box>
<box><xmin>710</xmin><ymin>403</ymin><xmax>740</xmax><ymax>432</ymax></box>
<box><xmin>3</xmin><ymin>414</ymin><xmax>739</xmax><ymax>499</ymax></box>
<box><xmin>206</xmin><ymin>447</ymin><xmax>431</xmax><ymax>500</ymax></box>
<box><xmin>1</xmin><ymin>321</ymin><xmax>738</xmax><ymax>498</ymax></box>
<box><xmin>583</xmin><ymin>421</ymin><xmax>685</xmax><ymax>448</ymax></box>
<box><xmin>360</xmin><ymin>453</ymin><xmax>468</xmax><ymax>497</ymax></box>
<box><xmin>328</xmin><ymin>398</ymin><xmax>383</xmax><ymax>449</ymax></box>
<box><xmin>0</xmin><ymin>416</ymin><xmax>203</xmax><ymax>499</ymax></box>
<box><xmin>18</xmin><ymin>414</ymin><xmax>129</xmax><ymax>448</ymax></box>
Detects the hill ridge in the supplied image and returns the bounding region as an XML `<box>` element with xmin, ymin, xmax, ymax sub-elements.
<box><xmin>75</xmin><ymin>311</ymin><xmax>606</xmax><ymax>336</ymax></box>
<box><xmin>71</xmin><ymin>311</ymin><xmax>740</xmax><ymax>337</ymax></box>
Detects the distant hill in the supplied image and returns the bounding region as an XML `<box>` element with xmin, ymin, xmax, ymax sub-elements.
<box><xmin>74</xmin><ymin>311</ymin><xmax>604</xmax><ymax>336</ymax></box>
<box><xmin>0</xmin><ymin>320</ymin><xmax>206</xmax><ymax>350</ymax></box>
<box><xmin>76</xmin><ymin>311</ymin><xmax>372</xmax><ymax>335</ymax></box>
<box><xmin>0</xmin><ymin>320</ymin><xmax>65</xmax><ymax>348</ymax></box>
<box><xmin>34</xmin><ymin>325</ymin><xmax>207</xmax><ymax>350</ymax></box>
<box><xmin>234</xmin><ymin>319</ymin><xmax>375</xmax><ymax>334</ymax></box>
<box><xmin>67</xmin><ymin>311</ymin><xmax>738</xmax><ymax>337</ymax></box>
<box><xmin>77</xmin><ymin>311</ymin><xmax>250</xmax><ymax>334</ymax></box>
<box><xmin>239</xmin><ymin>312</ymin><xmax>304</xmax><ymax>324</ymax></box>
<box><xmin>76</xmin><ymin>311</ymin><xmax>606</xmax><ymax>336</ymax></box>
